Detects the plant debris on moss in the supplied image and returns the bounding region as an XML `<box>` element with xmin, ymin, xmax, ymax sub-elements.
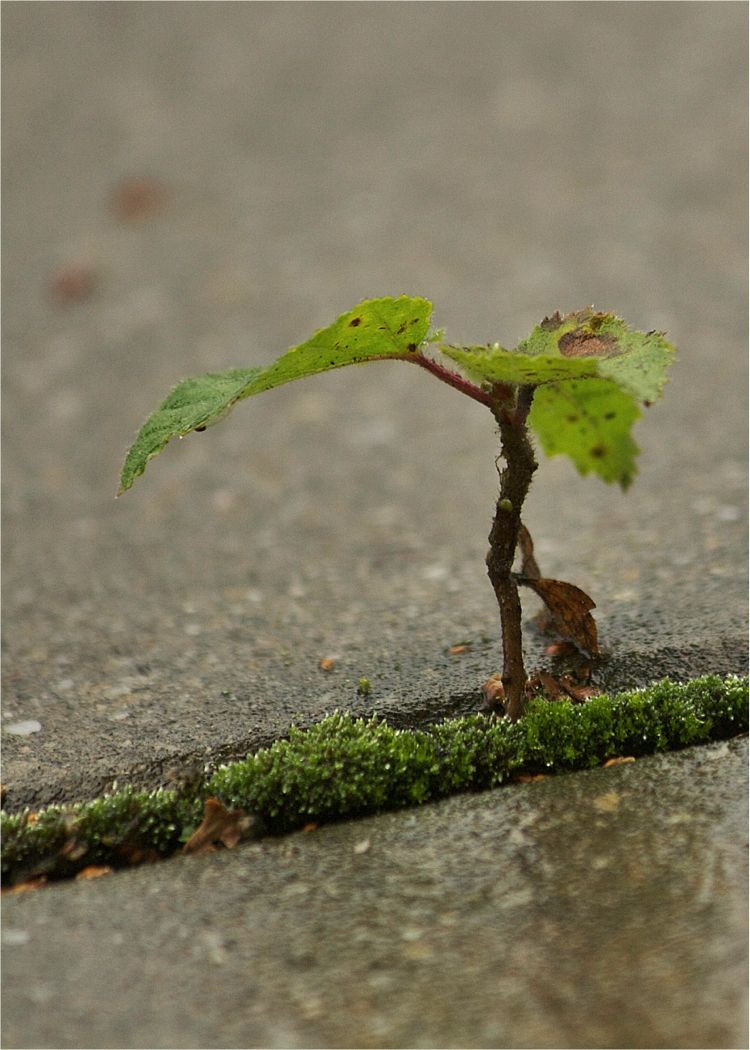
<box><xmin>2</xmin><ymin>675</ymin><xmax>747</xmax><ymax>887</ymax></box>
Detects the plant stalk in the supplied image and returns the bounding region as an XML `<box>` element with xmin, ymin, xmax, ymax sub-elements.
<box><xmin>486</xmin><ymin>386</ymin><xmax>537</xmax><ymax>721</ymax></box>
<box><xmin>407</xmin><ymin>353</ymin><xmax>513</xmax><ymax>409</ymax></box>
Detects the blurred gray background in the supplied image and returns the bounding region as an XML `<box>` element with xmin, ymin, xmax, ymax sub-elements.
<box><xmin>3</xmin><ymin>2</ymin><xmax>747</xmax><ymax>804</ymax></box>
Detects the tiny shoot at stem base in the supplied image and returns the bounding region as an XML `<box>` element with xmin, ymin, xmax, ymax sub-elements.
<box><xmin>119</xmin><ymin>296</ymin><xmax>676</xmax><ymax>721</ymax></box>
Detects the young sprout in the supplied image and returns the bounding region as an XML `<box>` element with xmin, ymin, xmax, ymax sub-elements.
<box><xmin>120</xmin><ymin>297</ymin><xmax>675</xmax><ymax>720</ymax></box>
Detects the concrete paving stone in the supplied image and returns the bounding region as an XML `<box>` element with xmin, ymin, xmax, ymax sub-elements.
<box><xmin>2</xmin><ymin>738</ymin><xmax>747</xmax><ymax>1049</ymax></box>
<box><xmin>2</xmin><ymin>3</ymin><xmax>747</xmax><ymax>1047</ymax></box>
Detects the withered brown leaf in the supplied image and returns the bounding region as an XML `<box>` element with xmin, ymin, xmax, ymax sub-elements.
<box><xmin>183</xmin><ymin>798</ymin><xmax>255</xmax><ymax>854</ymax></box>
<box><xmin>2</xmin><ymin>876</ymin><xmax>48</xmax><ymax>895</ymax></box>
<box><xmin>482</xmin><ymin>672</ymin><xmax>505</xmax><ymax>711</ymax></box>
<box><xmin>520</xmin><ymin>576</ymin><xmax>599</xmax><ymax>657</ymax></box>
<box><xmin>517</xmin><ymin>523</ymin><xmax>541</xmax><ymax>580</ymax></box>
<box><xmin>528</xmin><ymin>671</ymin><xmax>600</xmax><ymax>703</ymax></box>
<box><xmin>75</xmin><ymin>865</ymin><xmax>113</xmax><ymax>881</ymax></box>
<box><xmin>528</xmin><ymin>670</ymin><xmax>566</xmax><ymax>699</ymax></box>
<box><xmin>544</xmin><ymin>640</ymin><xmax>579</xmax><ymax>659</ymax></box>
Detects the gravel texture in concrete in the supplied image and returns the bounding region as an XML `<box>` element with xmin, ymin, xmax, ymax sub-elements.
<box><xmin>3</xmin><ymin>738</ymin><xmax>747</xmax><ymax>1049</ymax></box>
<box><xmin>2</xmin><ymin>3</ymin><xmax>747</xmax><ymax>1048</ymax></box>
<box><xmin>3</xmin><ymin>2</ymin><xmax>747</xmax><ymax>810</ymax></box>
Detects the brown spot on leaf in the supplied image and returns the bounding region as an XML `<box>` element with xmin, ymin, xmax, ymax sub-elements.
<box><xmin>183</xmin><ymin>798</ymin><xmax>255</xmax><ymax>854</ymax></box>
<box><xmin>590</xmin><ymin>445</ymin><xmax>606</xmax><ymax>458</ymax></box>
<box><xmin>349</xmin><ymin>317</ymin><xmax>362</xmax><ymax>327</ymax></box>
<box><xmin>397</xmin><ymin>321</ymin><xmax>407</xmax><ymax>334</ymax></box>
<box><xmin>406</xmin><ymin>342</ymin><xmax>418</xmax><ymax>352</ymax></box>
<box><xmin>558</xmin><ymin>328</ymin><xmax>618</xmax><ymax>358</ymax></box>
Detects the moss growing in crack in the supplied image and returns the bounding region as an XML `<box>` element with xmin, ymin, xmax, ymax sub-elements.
<box><xmin>209</xmin><ymin>713</ymin><xmax>444</xmax><ymax>831</ymax></box>
<box><xmin>2</xmin><ymin>789</ymin><xmax>202</xmax><ymax>884</ymax></box>
<box><xmin>209</xmin><ymin>675</ymin><xmax>747</xmax><ymax>830</ymax></box>
<box><xmin>2</xmin><ymin>675</ymin><xmax>747</xmax><ymax>885</ymax></box>
<box><xmin>517</xmin><ymin>675</ymin><xmax>748</xmax><ymax>772</ymax></box>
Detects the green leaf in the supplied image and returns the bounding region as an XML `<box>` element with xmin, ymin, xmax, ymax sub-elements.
<box><xmin>119</xmin><ymin>296</ymin><xmax>432</xmax><ymax>493</ymax></box>
<box><xmin>529</xmin><ymin>379</ymin><xmax>641</xmax><ymax>488</ymax></box>
<box><xmin>118</xmin><ymin>368</ymin><xmax>263</xmax><ymax>494</ymax></box>
<box><xmin>441</xmin><ymin>308</ymin><xmax>675</xmax><ymax>400</ymax></box>
<box><xmin>441</xmin><ymin>343</ymin><xmax>602</xmax><ymax>386</ymax></box>
<box><xmin>440</xmin><ymin>308</ymin><xmax>675</xmax><ymax>487</ymax></box>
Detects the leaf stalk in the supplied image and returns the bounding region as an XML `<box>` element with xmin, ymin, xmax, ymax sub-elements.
<box><xmin>407</xmin><ymin>353</ymin><xmax>506</xmax><ymax>408</ymax></box>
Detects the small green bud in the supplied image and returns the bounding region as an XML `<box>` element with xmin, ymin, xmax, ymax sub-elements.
<box><xmin>357</xmin><ymin>678</ymin><xmax>371</xmax><ymax>696</ymax></box>
<box><xmin>499</xmin><ymin>498</ymin><xmax>513</xmax><ymax>513</ymax></box>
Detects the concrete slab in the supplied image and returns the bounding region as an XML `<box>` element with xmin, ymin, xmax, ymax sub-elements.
<box><xmin>3</xmin><ymin>738</ymin><xmax>747</xmax><ymax>1049</ymax></box>
<box><xmin>2</xmin><ymin>4</ymin><xmax>747</xmax><ymax>1048</ymax></box>
<box><xmin>3</xmin><ymin>2</ymin><xmax>747</xmax><ymax>811</ymax></box>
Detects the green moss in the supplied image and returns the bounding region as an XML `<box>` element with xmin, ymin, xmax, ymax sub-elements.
<box><xmin>2</xmin><ymin>790</ymin><xmax>202</xmax><ymax>883</ymax></box>
<box><xmin>2</xmin><ymin>675</ymin><xmax>746</xmax><ymax>885</ymax></box>
<box><xmin>209</xmin><ymin>714</ymin><xmax>443</xmax><ymax>831</ymax></box>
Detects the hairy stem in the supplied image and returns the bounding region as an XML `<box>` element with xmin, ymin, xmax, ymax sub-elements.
<box><xmin>486</xmin><ymin>386</ymin><xmax>537</xmax><ymax>720</ymax></box>
<box><xmin>406</xmin><ymin>353</ymin><xmax>510</xmax><ymax>408</ymax></box>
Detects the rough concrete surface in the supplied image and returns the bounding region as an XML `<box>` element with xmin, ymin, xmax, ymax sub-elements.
<box><xmin>2</xmin><ymin>3</ymin><xmax>747</xmax><ymax>1048</ymax></box>
<box><xmin>3</xmin><ymin>739</ymin><xmax>748</xmax><ymax>1049</ymax></box>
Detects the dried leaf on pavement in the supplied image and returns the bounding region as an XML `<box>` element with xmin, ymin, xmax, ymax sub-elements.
<box><xmin>482</xmin><ymin>673</ymin><xmax>505</xmax><ymax>710</ymax></box>
<box><xmin>183</xmin><ymin>798</ymin><xmax>255</xmax><ymax>854</ymax></box>
<box><xmin>2</xmin><ymin>876</ymin><xmax>48</xmax><ymax>895</ymax></box>
<box><xmin>111</xmin><ymin>176</ymin><xmax>168</xmax><ymax>221</ymax></box>
<box><xmin>529</xmin><ymin>671</ymin><xmax>600</xmax><ymax>703</ymax></box>
<box><xmin>75</xmin><ymin>865</ymin><xmax>113</xmax><ymax>881</ymax></box>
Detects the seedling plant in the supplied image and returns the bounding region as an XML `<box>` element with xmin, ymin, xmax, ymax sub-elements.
<box><xmin>120</xmin><ymin>297</ymin><xmax>675</xmax><ymax>720</ymax></box>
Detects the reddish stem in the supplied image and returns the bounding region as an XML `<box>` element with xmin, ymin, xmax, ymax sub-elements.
<box><xmin>407</xmin><ymin>354</ymin><xmax>499</xmax><ymax>408</ymax></box>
